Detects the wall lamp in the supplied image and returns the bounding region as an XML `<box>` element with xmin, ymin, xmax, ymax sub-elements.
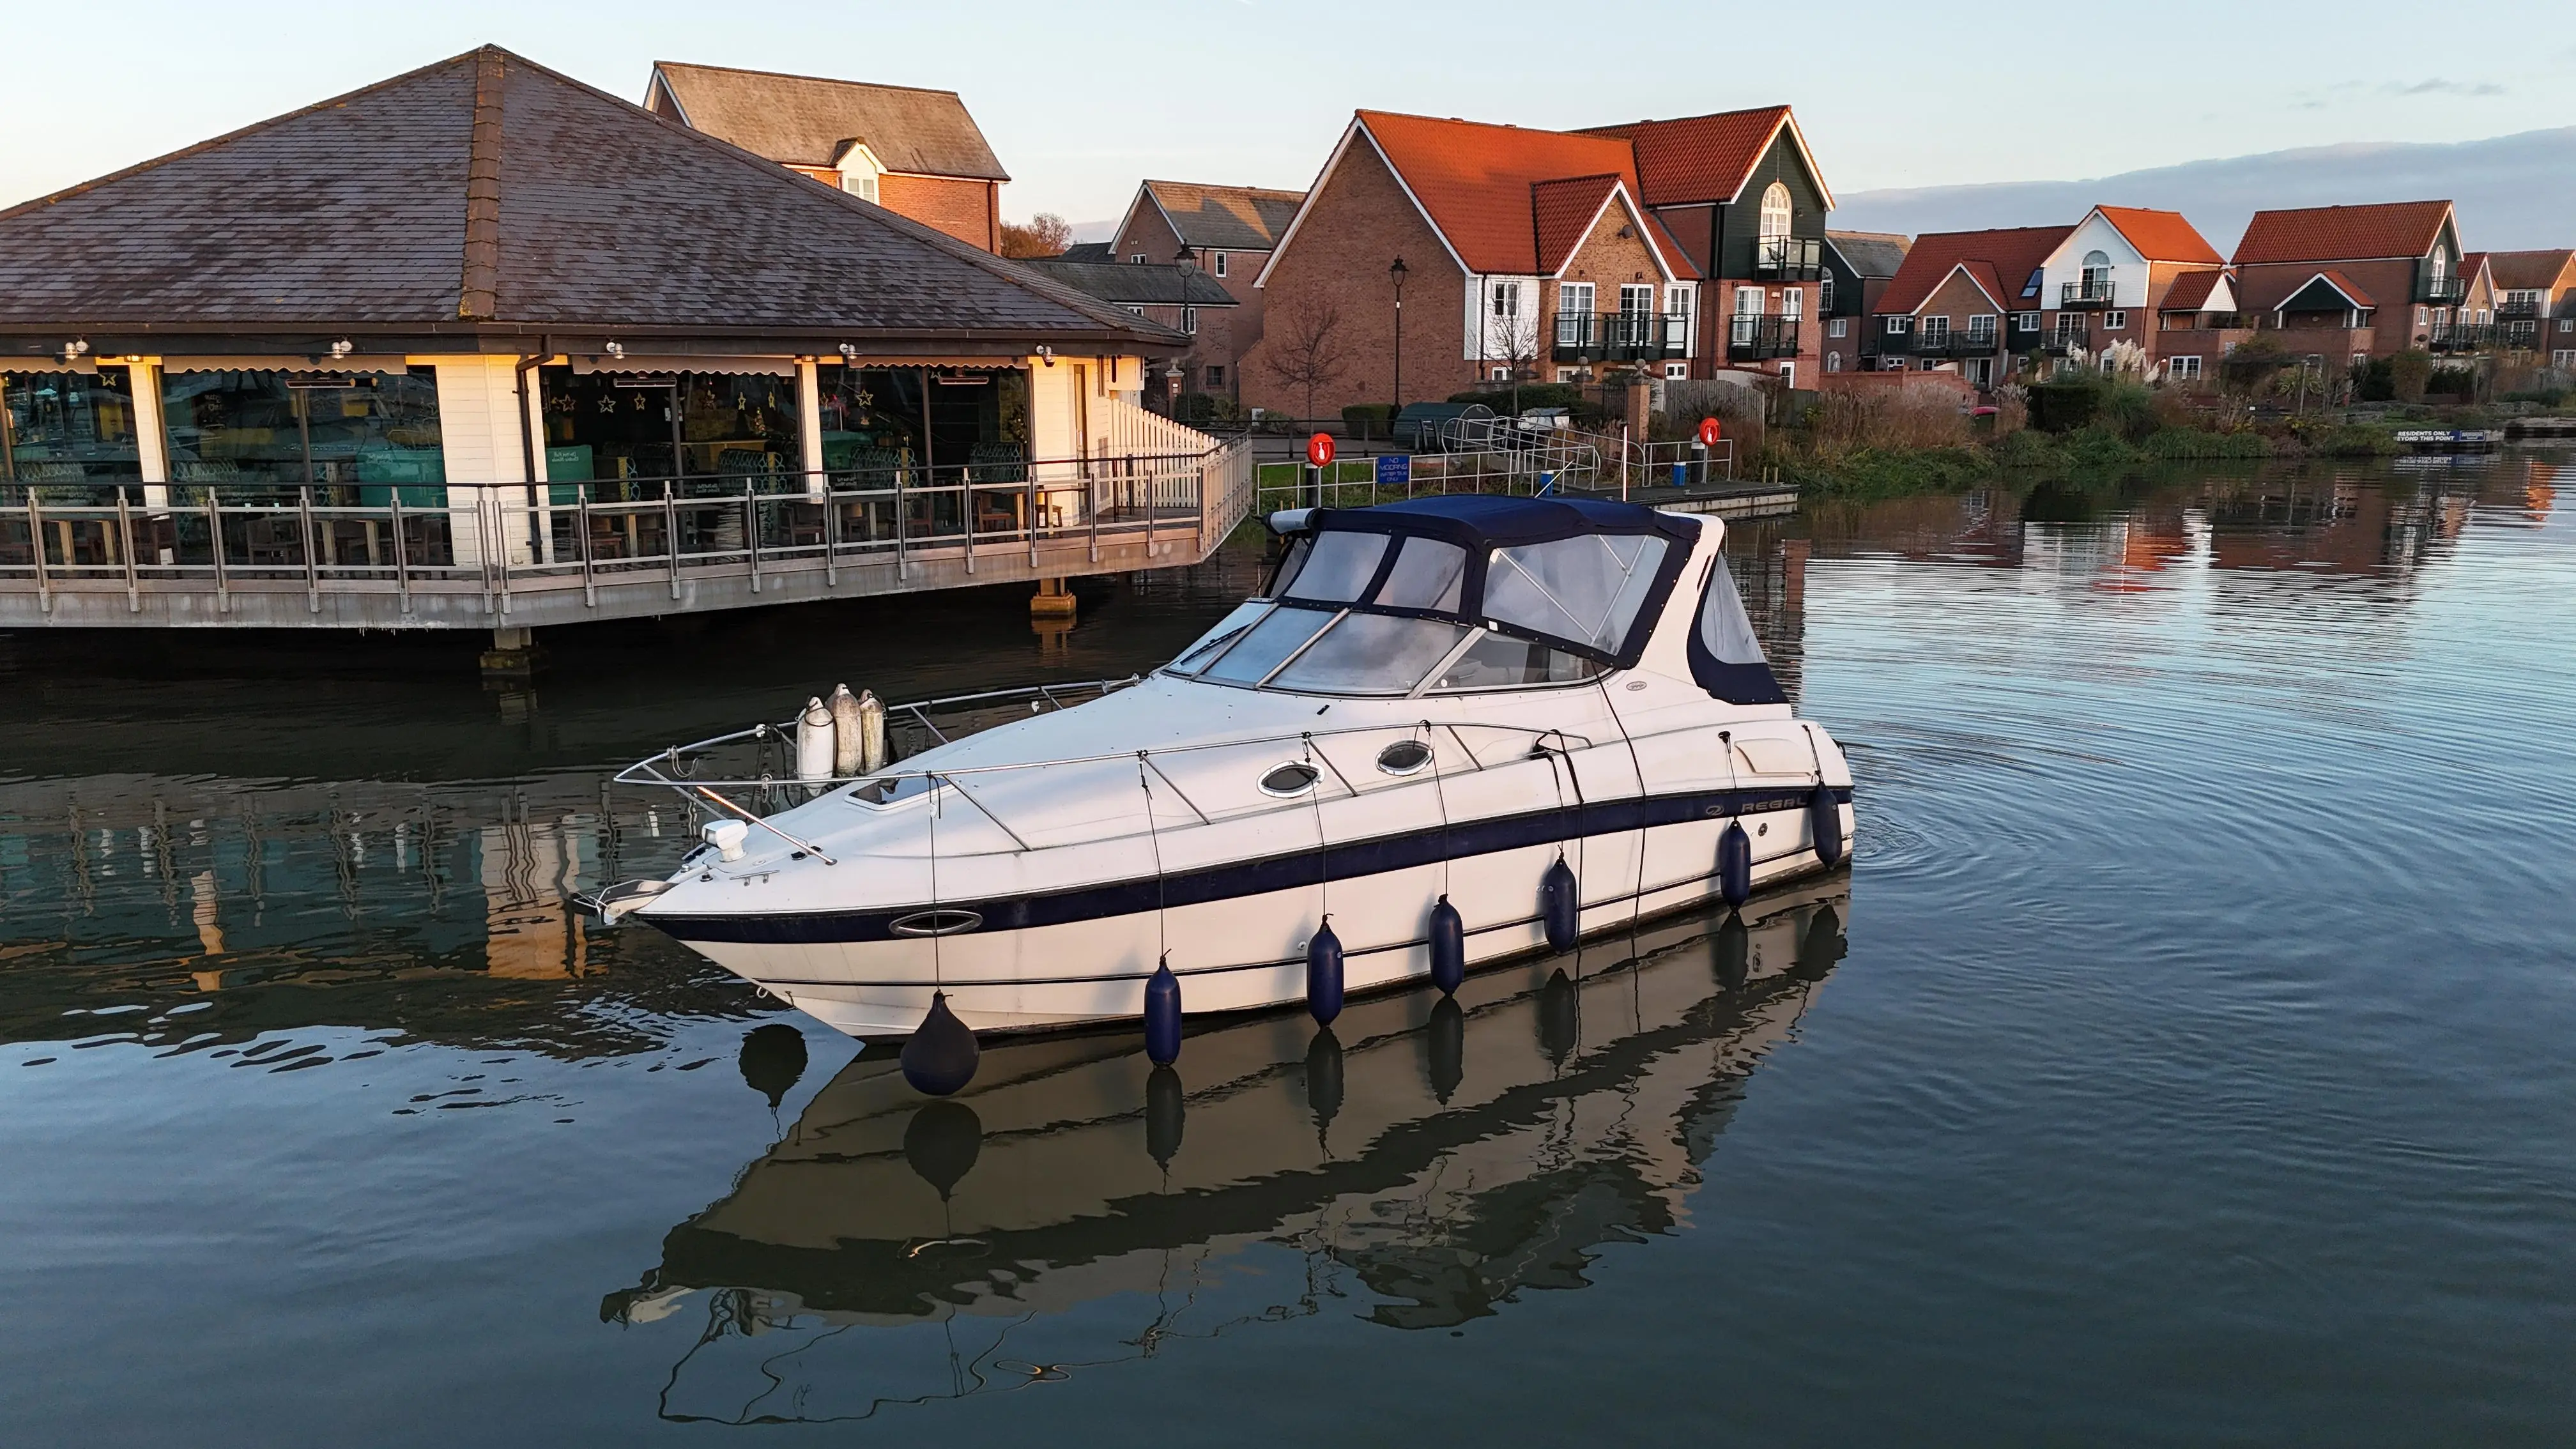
<box><xmin>1035</xmin><ymin>344</ymin><xmax>1057</xmax><ymax>367</ymax></box>
<box><xmin>604</xmin><ymin>341</ymin><xmax>625</xmax><ymax>359</ymax></box>
<box><xmin>838</xmin><ymin>342</ymin><xmax>858</xmax><ymax>361</ymax></box>
<box><xmin>330</xmin><ymin>339</ymin><xmax>355</xmax><ymax>358</ymax></box>
<box><xmin>61</xmin><ymin>338</ymin><xmax>89</xmax><ymax>363</ymax></box>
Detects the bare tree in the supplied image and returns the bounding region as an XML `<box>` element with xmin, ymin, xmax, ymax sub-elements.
<box><xmin>1263</xmin><ymin>298</ymin><xmax>1353</xmax><ymax>424</ymax></box>
<box><xmin>999</xmin><ymin>212</ymin><xmax>1074</xmax><ymax>259</ymax></box>
<box><xmin>1473</xmin><ymin>277</ymin><xmax>1541</xmax><ymax>415</ymax></box>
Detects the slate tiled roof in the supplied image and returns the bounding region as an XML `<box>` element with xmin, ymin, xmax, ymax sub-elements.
<box><xmin>1058</xmin><ymin>241</ymin><xmax>1115</xmax><ymax>263</ymax></box>
<box><xmin>2158</xmin><ymin>268</ymin><xmax>2227</xmax><ymax>312</ymax></box>
<box><xmin>1141</xmin><ymin>181</ymin><xmax>1304</xmax><ymax>252</ymax></box>
<box><xmin>1351</xmin><ymin>111</ymin><xmax>1692</xmax><ymax>278</ymax></box>
<box><xmin>1019</xmin><ymin>259</ymin><xmax>1237</xmax><ymax>307</ymax></box>
<box><xmin>1577</xmin><ymin>107</ymin><xmax>1824</xmax><ymax>207</ymax></box>
<box><xmin>2488</xmin><ymin>249</ymin><xmax>2576</xmax><ymax>292</ymax></box>
<box><xmin>1827</xmin><ymin>230</ymin><xmax>1911</xmax><ymax>280</ymax></box>
<box><xmin>647</xmin><ymin>61</ymin><xmax>1008</xmax><ymax>180</ymax></box>
<box><xmin>2233</xmin><ymin>201</ymin><xmax>2453</xmax><ymax>264</ymax></box>
<box><xmin>2094</xmin><ymin>206</ymin><xmax>2222</xmax><ymax>264</ymax></box>
<box><xmin>0</xmin><ymin>48</ymin><xmax>1167</xmax><ymax>345</ymax></box>
<box><xmin>1876</xmin><ymin>226</ymin><xmax>2072</xmax><ymax>315</ymax></box>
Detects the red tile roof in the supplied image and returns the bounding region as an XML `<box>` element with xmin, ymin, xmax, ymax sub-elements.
<box><xmin>2232</xmin><ymin>201</ymin><xmax>2453</xmax><ymax>264</ymax></box>
<box><xmin>1355</xmin><ymin>110</ymin><xmax>1692</xmax><ymax>277</ymax></box>
<box><xmin>2488</xmin><ymin>249</ymin><xmax>2576</xmax><ymax>291</ymax></box>
<box><xmin>2094</xmin><ymin>206</ymin><xmax>2221</xmax><ymax>264</ymax></box>
<box><xmin>1577</xmin><ymin>106</ymin><xmax>1820</xmax><ymax>206</ymax></box>
<box><xmin>1531</xmin><ymin>174</ymin><xmax>1623</xmax><ymax>272</ymax></box>
<box><xmin>1875</xmin><ymin>226</ymin><xmax>2073</xmax><ymax>315</ymax></box>
<box><xmin>2158</xmin><ymin>268</ymin><xmax>2227</xmax><ymax>311</ymax></box>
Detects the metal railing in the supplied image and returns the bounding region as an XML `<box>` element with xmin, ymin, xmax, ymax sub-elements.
<box><xmin>1552</xmin><ymin>312</ymin><xmax>1690</xmax><ymax>362</ymax></box>
<box><xmin>2060</xmin><ymin>277</ymin><xmax>2117</xmax><ymax>309</ymax></box>
<box><xmin>2497</xmin><ymin>297</ymin><xmax>2543</xmax><ymax>320</ymax></box>
<box><xmin>2427</xmin><ymin>322</ymin><xmax>2494</xmax><ymax>353</ymax></box>
<box><xmin>1912</xmin><ymin>329</ymin><xmax>1997</xmax><ymax>357</ymax></box>
<box><xmin>1727</xmin><ymin>316</ymin><xmax>1800</xmax><ymax>361</ymax></box>
<box><xmin>1754</xmin><ymin>237</ymin><xmax>1821</xmax><ymax>280</ymax></box>
<box><xmin>0</xmin><ymin>446</ymin><xmax>1255</xmax><ymax>620</ymax></box>
<box><xmin>2416</xmin><ymin>273</ymin><xmax>2467</xmax><ymax>304</ymax></box>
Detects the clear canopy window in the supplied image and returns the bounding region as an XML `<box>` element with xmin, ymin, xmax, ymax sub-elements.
<box><xmin>1431</xmin><ymin>632</ymin><xmax>1605</xmax><ymax>691</ymax></box>
<box><xmin>1197</xmin><ymin>605</ymin><xmax>1335</xmax><ymax>685</ymax></box>
<box><xmin>1698</xmin><ymin>553</ymin><xmax>1768</xmax><ymax>665</ymax></box>
<box><xmin>1372</xmin><ymin>537</ymin><xmax>1468</xmax><ymax>611</ymax></box>
<box><xmin>1482</xmin><ymin>534</ymin><xmax>1669</xmax><ymax>654</ymax></box>
<box><xmin>1280</xmin><ymin>531</ymin><xmax>1389</xmax><ymax>604</ymax></box>
<box><xmin>1269</xmin><ymin>615</ymin><xmax>1470</xmax><ymax>695</ymax></box>
<box><xmin>1168</xmin><ymin>601</ymin><xmax>1268</xmax><ymax>676</ymax></box>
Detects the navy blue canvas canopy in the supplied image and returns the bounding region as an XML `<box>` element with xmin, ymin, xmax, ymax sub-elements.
<box><xmin>1264</xmin><ymin>496</ymin><xmax>1699</xmax><ymax>668</ymax></box>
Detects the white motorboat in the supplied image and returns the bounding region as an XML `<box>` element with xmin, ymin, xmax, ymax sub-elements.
<box><xmin>600</xmin><ymin>495</ymin><xmax>1852</xmax><ymax>1044</ymax></box>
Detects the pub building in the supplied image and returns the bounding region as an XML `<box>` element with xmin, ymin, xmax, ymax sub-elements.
<box><xmin>0</xmin><ymin>47</ymin><xmax>1207</xmax><ymax>645</ymax></box>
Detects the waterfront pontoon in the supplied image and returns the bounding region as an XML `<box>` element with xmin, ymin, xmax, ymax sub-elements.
<box><xmin>601</xmin><ymin>495</ymin><xmax>1853</xmax><ymax>1039</ymax></box>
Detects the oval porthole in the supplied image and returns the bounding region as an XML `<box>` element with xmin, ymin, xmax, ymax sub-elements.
<box><xmin>889</xmin><ymin>909</ymin><xmax>984</xmax><ymax>937</ymax></box>
<box><xmin>1259</xmin><ymin>761</ymin><xmax>1321</xmax><ymax>797</ymax></box>
<box><xmin>1376</xmin><ymin>739</ymin><xmax>1433</xmax><ymax>776</ymax></box>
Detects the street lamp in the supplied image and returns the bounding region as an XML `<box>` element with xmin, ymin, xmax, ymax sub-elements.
<box><xmin>1389</xmin><ymin>256</ymin><xmax>1408</xmax><ymax>415</ymax></box>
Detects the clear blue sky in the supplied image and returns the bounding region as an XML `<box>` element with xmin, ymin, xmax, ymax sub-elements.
<box><xmin>3</xmin><ymin>0</ymin><xmax>2566</xmax><ymax>225</ymax></box>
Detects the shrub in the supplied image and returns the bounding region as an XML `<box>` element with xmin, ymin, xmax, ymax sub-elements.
<box><xmin>2096</xmin><ymin>378</ymin><xmax>2159</xmax><ymax>441</ymax></box>
<box><xmin>2027</xmin><ymin>380</ymin><xmax>2099</xmax><ymax>433</ymax></box>
<box><xmin>2389</xmin><ymin>349</ymin><xmax>2432</xmax><ymax>403</ymax></box>
<box><xmin>2425</xmin><ymin>365</ymin><xmax>2479</xmax><ymax>399</ymax></box>
<box><xmin>1175</xmin><ymin>392</ymin><xmax>1246</xmax><ymax>429</ymax></box>
<box><xmin>2060</xmin><ymin>425</ymin><xmax>2139</xmax><ymax>468</ymax></box>
<box><xmin>1444</xmin><ymin>382</ymin><xmax>1584</xmax><ymax>412</ymax></box>
<box><xmin>2140</xmin><ymin>428</ymin><xmax>2271</xmax><ymax>459</ymax></box>
<box><xmin>1989</xmin><ymin>429</ymin><xmax>2062</xmax><ymax>468</ymax></box>
<box><xmin>1340</xmin><ymin>402</ymin><xmax>1394</xmax><ymax>438</ymax></box>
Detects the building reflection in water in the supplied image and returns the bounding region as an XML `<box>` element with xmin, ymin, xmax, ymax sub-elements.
<box><xmin>602</xmin><ymin>884</ymin><xmax>1850</xmax><ymax>1427</ymax></box>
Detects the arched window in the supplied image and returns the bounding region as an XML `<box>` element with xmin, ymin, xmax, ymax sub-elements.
<box><xmin>1759</xmin><ymin>182</ymin><xmax>1792</xmax><ymax>238</ymax></box>
<box><xmin>2080</xmin><ymin>249</ymin><xmax>2112</xmax><ymax>304</ymax></box>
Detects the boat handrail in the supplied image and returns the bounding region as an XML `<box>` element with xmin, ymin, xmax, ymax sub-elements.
<box><xmin>613</xmin><ymin>680</ymin><xmax>1593</xmax><ymax>794</ymax></box>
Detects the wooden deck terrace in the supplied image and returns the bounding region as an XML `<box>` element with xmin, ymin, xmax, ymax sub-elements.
<box><xmin>0</xmin><ymin>448</ymin><xmax>1254</xmax><ymax>630</ymax></box>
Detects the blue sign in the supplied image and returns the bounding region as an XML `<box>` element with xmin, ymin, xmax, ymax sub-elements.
<box><xmin>1375</xmin><ymin>453</ymin><xmax>1412</xmax><ymax>487</ymax></box>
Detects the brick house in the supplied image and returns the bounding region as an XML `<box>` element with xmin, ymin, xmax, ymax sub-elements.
<box><xmin>1819</xmin><ymin>231</ymin><xmax>1910</xmax><ymax>377</ymax></box>
<box><xmin>1020</xmin><ymin>259</ymin><xmax>1237</xmax><ymax>407</ymax></box>
<box><xmin>1108</xmin><ymin>181</ymin><xmax>1305</xmax><ymax>398</ymax></box>
<box><xmin>1868</xmin><ymin>226</ymin><xmax>2071</xmax><ymax>388</ymax></box>
<box><xmin>2034</xmin><ymin>206</ymin><xmax>2224</xmax><ymax>372</ymax></box>
<box><xmin>2430</xmin><ymin>252</ymin><xmax>2500</xmax><ymax>357</ymax></box>
<box><xmin>2230</xmin><ymin>200</ymin><xmax>2467</xmax><ymax>365</ymax></box>
<box><xmin>2152</xmin><ymin>268</ymin><xmax>2248</xmax><ymax>389</ymax></box>
<box><xmin>2487</xmin><ymin>249</ymin><xmax>2576</xmax><ymax>366</ymax></box>
<box><xmin>1245</xmin><ymin>111</ymin><xmax>1701</xmax><ymax>417</ymax></box>
<box><xmin>644</xmin><ymin>61</ymin><xmax>1009</xmax><ymax>252</ymax></box>
<box><xmin>1576</xmin><ymin>107</ymin><xmax>1837</xmax><ymax>388</ymax></box>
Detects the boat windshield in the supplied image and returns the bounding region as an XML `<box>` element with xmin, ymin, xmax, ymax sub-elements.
<box><xmin>1270</xmin><ymin>614</ymin><xmax>1472</xmax><ymax>694</ymax></box>
<box><xmin>1482</xmin><ymin>533</ymin><xmax>1669</xmax><ymax>654</ymax></box>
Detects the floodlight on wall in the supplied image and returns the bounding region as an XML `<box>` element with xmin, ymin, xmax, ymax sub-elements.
<box><xmin>330</xmin><ymin>339</ymin><xmax>354</xmax><ymax>358</ymax></box>
<box><xmin>61</xmin><ymin>339</ymin><xmax>89</xmax><ymax>362</ymax></box>
<box><xmin>1035</xmin><ymin>344</ymin><xmax>1057</xmax><ymax>367</ymax></box>
<box><xmin>838</xmin><ymin>342</ymin><xmax>858</xmax><ymax>362</ymax></box>
<box><xmin>604</xmin><ymin>341</ymin><xmax>625</xmax><ymax>359</ymax></box>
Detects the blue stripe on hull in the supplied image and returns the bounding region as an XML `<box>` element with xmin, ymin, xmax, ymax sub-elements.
<box><xmin>646</xmin><ymin>784</ymin><xmax>1852</xmax><ymax>946</ymax></box>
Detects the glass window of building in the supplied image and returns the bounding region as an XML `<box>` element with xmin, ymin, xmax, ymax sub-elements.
<box><xmin>160</xmin><ymin>368</ymin><xmax>442</xmax><ymax>493</ymax></box>
<box><xmin>2</xmin><ymin>367</ymin><xmax>146</xmax><ymax>486</ymax></box>
<box><xmin>539</xmin><ymin>367</ymin><xmax>802</xmax><ymax>495</ymax></box>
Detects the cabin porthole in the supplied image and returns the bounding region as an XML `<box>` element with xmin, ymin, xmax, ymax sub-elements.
<box><xmin>1259</xmin><ymin>762</ymin><xmax>1322</xmax><ymax>797</ymax></box>
<box><xmin>1376</xmin><ymin>740</ymin><xmax>1433</xmax><ymax>776</ymax></box>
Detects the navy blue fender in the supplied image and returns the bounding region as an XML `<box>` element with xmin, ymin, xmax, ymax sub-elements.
<box><xmin>1717</xmin><ymin>821</ymin><xmax>1752</xmax><ymax>907</ymax></box>
<box><xmin>1144</xmin><ymin>960</ymin><xmax>1182</xmax><ymax>1066</ymax></box>
<box><xmin>1809</xmin><ymin>782</ymin><xmax>1846</xmax><ymax>868</ymax></box>
<box><xmin>899</xmin><ymin>991</ymin><xmax>979</xmax><ymax>1096</ymax></box>
<box><xmin>1427</xmin><ymin>897</ymin><xmax>1466</xmax><ymax>994</ymax></box>
<box><xmin>1307</xmin><ymin>920</ymin><xmax>1345</xmax><ymax>1025</ymax></box>
<box><xmin>1541</xmin><ymin>858</ymin><xmax>1581</xmax><ymax>953</ymax></box>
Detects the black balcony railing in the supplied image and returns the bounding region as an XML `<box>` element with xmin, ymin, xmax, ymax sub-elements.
<box><xmin>1754</xmin><ymin>236</ymin><xmax>1822</xmax><ymax>280</ymax></box>
<box><xmin>2045</xmin><ymin>319</ymin><xmax>2091</xmax><ymax>356</ymax></box>
<box><xmin>1727</xmin><ymin>315</ymin><xmax>1800</xmax><ymax>360</ymax></box>
<box><xmin>2428</xmin><ymin>322</ymin><xmax>2494</xmax><ymax>353</ymax></box>
<box><xmin>2504</xmin><ymin>319</ymin><xmax>2542</xmax><ymax>348</ymax></box>
<box><xmin>1552</xmin><ymin>311</ymin><xmax>1689</xmax><ymax>362</ymax></box>
<box><xmin>2416</xmin><ymin>272</ymin><xmax>2467</xmax><ymax>303</ymax></box>
<box><xmin>1912</xmin><ymin>330</ymin><xmax>1999</xmax><ymax>358</ymax></box>
<box><xmin>2059</xmin><ymin>277</ymin><xmax>2117</xmax><ymax>309</ymax></box>
<box><xmin>2497</xmin><ymin>297</ymin><xmax>2542</xmax><ymax>319</ymax></box>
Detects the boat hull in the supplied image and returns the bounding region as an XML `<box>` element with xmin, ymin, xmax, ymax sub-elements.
<box><xmin>652</xmin><ymin>795</ymin><xmax>1851</xmax><ymax>1038</ymax></box>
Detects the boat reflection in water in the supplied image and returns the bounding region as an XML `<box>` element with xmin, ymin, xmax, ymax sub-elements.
<box><xmin>606</xmin><ymin>878</ymin><xmax>1848</xmax><ymax>1425</ymax></box>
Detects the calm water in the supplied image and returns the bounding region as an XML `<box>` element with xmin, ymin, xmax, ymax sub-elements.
<box><xmin>5</xmin><ymin>456</ymin><xmax>2574</xmax><ymax>1445</ymax></box>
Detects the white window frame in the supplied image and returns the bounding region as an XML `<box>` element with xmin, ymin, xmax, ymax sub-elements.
<box><xmin>1782</xmin><ymin>288</ymin><xmax>1803</xmax><ymax>321</ymax></box>
<box><xmin>2103</xmin><ymin>310</ymin><xmax>2128</xmax><ymax>331</ymax></box>
<box><xmin>1559</xmin><ymin>280</ymin><xmax>1595</xmax><ymax>316</ymax></box>
<box><xmin>2016</xmin><ymin>311</ymin><xmax>2040</xmax><ymax>332</ymax></box>
<box><xmin>2562</xmin><ymin>319</ymin><xmax>2575</xmax><ymax>334</ymax></box>
<box><xmin>1919</xmin><ymin>314</ymin><xmax>1951</xmax><ymax>344</ymax></box>
<box><xmin>1735</xmin><ymin>284</ymin><xmax>1765</xmax><ymax>316</ymax></box>
<box><xmin>1181</xmin><ymin>306</ymin><xmax>1198</xmax><ymax>335</ymax></box>
<box><xmin>1820</xmin><ymin>273</ymin><xmax>1835</xmax><ymax>312</ymax></box>
<box><xmin>2166</xmin><ymin>355</ymin><xmax>2202</xmax><ymax>380</ymax></box>
<box><xmin>1492</xmin><ymin>280</ymin><xmax>1519</xmax><ymax>318</ymax></box>
<box><xmin>1883</xmin><ymin>314</ymin><xmax>1912</xmax><ymax>335</ymax></box>
<box><xmin>1825</xmin><ymin>350</ymin><xmax>1843</xmax><ymax>372</ymax></box>
<box><xmin>1618</xmin><ymin>282</ymin><xmax>1655</xmax><ymax>316</ymax></box>
<box><xmin>1967</xmin><ymin>314</ymin><xmax>1996</xmax><ymax>344</ymax></box>
<box><xmin>1131</xmin><ymin>253</ymin><xmax>1146</xmax><ymax>264</ymax></box>
<box><xmin>1664</xmin><ymin>362</ymin><xmax>1688</xmax><ymax>379</ymax></box>
<box><xmin>2555</xmin><ymin>349</ymin><xmax>2576</xmax><ymax>368</ymax></box>
<box><xmin>1828</xmin><ymin>317</ymin><xmax>1847</xmax><ymax>339</ymax></box>
<box><xmin>1759</xmin><ymin>182</ymin><xmax>1792</xmax><ymax>240</ymax></box>
<box><xmin>1212</xmin><ymin>252</ymin><xmax>1228</xmax><ymax>278</ymax></box>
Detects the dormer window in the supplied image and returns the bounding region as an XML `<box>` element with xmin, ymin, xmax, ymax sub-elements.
<box><xmin>833</xmin><ymin>141</ymin><xmax>884</xmax><ymax>204</ymax></box>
